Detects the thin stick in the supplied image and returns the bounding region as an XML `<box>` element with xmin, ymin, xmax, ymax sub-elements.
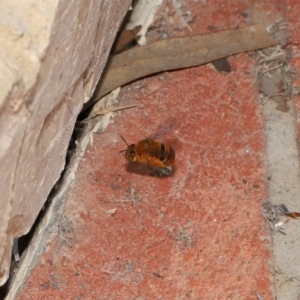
<box><xmin>80</xmin><ymin>104</ymin><xmax>137</xmax><ymax>123</ymax></box>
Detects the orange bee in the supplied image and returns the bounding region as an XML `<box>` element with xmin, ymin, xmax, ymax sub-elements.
<box><xmin>120</xmin><ymin>124</ymin><xmax>177</xmax><ymax>176</ymax></box>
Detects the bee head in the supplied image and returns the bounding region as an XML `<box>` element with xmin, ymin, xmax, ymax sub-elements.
<box><xmin>120</xmin><ymin>136</ymin><xmax>136</xmax><ymax>162</ymax></box>
<box><xmin>125</xmin><ymin>144</ymin><xmax>136</xmax><ymax>162</ymax></box>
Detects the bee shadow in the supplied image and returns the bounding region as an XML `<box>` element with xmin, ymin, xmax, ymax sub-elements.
<box><xmin>124</xmin><ymin>162</ymin><xmax>176</xmax><ymax>178</ymax></box>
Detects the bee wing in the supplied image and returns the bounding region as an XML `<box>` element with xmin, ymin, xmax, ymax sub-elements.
<box><xmin>147</xmin><ymin>121</ymin><xmax>179</xmax><ymax>141</ymax></box>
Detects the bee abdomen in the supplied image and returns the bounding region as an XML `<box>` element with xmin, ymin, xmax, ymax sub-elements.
<box><xmin>161</xmin><ymin>143</ymin><xmax>175</xmax><ymax>166</ymax></box>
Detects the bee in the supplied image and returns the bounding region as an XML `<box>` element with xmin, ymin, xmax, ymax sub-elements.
<box><xmin>120</xmin><ymin>124</ymin><xmax>177</xmax><ymax>177</ymax></box>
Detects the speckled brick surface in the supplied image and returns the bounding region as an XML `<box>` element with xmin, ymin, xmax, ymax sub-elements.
<box><xmin>15</xmin><ymin>0</ymin><xmax>300</xmax><ymax>299</ymax></box>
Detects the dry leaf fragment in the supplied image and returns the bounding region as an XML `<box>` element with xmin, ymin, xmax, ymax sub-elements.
<box><xmin>84</xmin><ymin>24</ymin><xmax>278</xmax><ymax>111</ymax></box>
<box><xmin>111</xmin><ymin>25</ymin><xmax>142</xmax><ymax>54</ymax></box>
<box><xmin>211</xmin><ymin>57</ymin><xmax>231</xmax><ymax>72</ymax></box>
<box><xmin>279</xmin><ymin>204</ymin><xmax>300</xmax><ymax>219</ymax></box>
